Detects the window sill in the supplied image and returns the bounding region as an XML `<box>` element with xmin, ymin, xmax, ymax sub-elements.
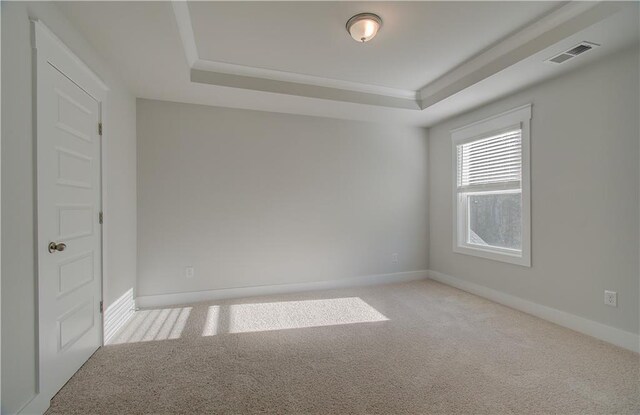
<box><xmin>453</xmin><ymin>243</ymin><xmax>531</xmax><ymax>267</ymax></box>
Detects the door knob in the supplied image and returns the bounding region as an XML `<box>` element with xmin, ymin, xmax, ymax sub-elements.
<box><xmin>48</xmin><ymin>242</ymin><xmax>67</xmax><ymax>253</ymax></box>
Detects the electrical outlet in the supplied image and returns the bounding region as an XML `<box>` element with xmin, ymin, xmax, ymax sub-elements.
<box><xmin>185</xmin><ymin>266</ymin><xmax>195</xmax><ymax>278</ymax></box>
<box><xmin>604</xmin><ymin>290</ymin><xmax>617</xmax><ymax>307</ymax></box>
<box><xmin>391</xmin><ymin>253</ymin><xmax>399</xmax><ymax>264</ymax></box>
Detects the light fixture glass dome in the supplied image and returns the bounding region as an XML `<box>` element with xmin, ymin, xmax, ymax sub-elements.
<box><xmin>346</xmin><ymin>13</ymin><xmax>382</xmax><ymax>43</ymax></box>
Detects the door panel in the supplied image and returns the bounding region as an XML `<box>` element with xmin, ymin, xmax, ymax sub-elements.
<box><xmin>37</xmin><ymin>61</ymin><xmax>102</xmax><ymax>400</ymax></box>
<box><xmin>57</xmin><ymin>251</ymin><xmax>95</xmax><ymax>297</ymax></box>
<box><xmin>58</xmin><ymin>300</ymin><xmax>96</xmax><ymax>351</ymax></box>
<box><xmin>58</xmin><ymin>205</ymin><xmax>94</xmax><ymax>240</ymax></box>
<box><xmin>56</xmin><ymin>148</ymin><xmax>93</xmax><ymax>188</ymax></box>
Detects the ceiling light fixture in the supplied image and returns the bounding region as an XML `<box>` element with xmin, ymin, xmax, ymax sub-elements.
<box><xmin>346</xmin><ymin>13</ymin><xmax>382</xmax><ymax>43</ymax></box>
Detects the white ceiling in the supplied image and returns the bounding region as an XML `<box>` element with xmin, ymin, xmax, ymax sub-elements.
<box><xmin>189</xmin><ymin>1</ymin><xmax>560</xmax><ymax>91</ymax></box>
<box><xmin>57</xmin><ymin>1</ymin><xmax>640</xmax><ymax>127</ymax></box>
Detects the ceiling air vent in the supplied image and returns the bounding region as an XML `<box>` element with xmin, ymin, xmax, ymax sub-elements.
<box><xmin>546</xmin><ymin>41</ymin><xmax>600</xmax><ymax>64</ymax></box>
<box><xmin>549</xmin><ymin>53</ymin><xmax>573</xmax><ymax>64</ymax></box>
<box><xmin>566</xmin><ymin>43</ymin><xmax>592</xmax><ymax>56</ymax></box>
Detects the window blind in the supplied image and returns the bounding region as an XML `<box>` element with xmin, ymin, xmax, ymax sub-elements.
<box><xmin>457</xmin><ymin>129</ymin><xmax>522</xmax><ymax>189</ymax></box>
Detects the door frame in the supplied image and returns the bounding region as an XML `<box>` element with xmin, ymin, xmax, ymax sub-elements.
<box><xmin>23</xmin><ymin>19</ymin><xmax>109</xmax><ymax>415</ymax></box>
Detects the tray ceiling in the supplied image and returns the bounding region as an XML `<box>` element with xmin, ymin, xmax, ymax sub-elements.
<box><xmin>57</xmin><ymin>1</ymin><xmax>640</xmax><ymax>126</ymax></box>
<box><xmin>189</xmin><ymin>1</ymin><xmax>560</xmax><ymax>92</ymax></box>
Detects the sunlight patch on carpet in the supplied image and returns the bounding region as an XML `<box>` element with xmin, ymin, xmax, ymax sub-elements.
<box><xmin>202</xmin><ymin>297</ymin><xmax>388</xmax><ymax>336</ymax></box>
<box><xmin>109</xmin><ymin>307</ymin><xmax>192</xmax><ymax>344</ymax></box>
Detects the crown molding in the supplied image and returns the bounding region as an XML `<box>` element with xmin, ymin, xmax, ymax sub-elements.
<box><xmin>192</xmin><ymin>58</ymin><xmax>417</xmax><ymax>100</ymax></box>
<box><xmin>171</xmin><ymin>1</ymin><xmax>198</xmax><ymax>67</ymax></box>
<box><xmin>190</xmin><ymin>68</ymin><xmax>420</xmax><ymax>109</ymax></box>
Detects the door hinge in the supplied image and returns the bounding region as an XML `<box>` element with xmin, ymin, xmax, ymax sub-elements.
<box><xmin>99</xmin><ymin>300</ymin><xmax>104</xmax><ymax>314</ymax></box>
<box><xmin>99</xmin><ymin>211</ymin><xmax>103</xmax><ymax>224</ymax></box>
<box><xmin>98</xmin><ymin>123</ymin><xmax>103</xmax><ymax>136</ymax></box>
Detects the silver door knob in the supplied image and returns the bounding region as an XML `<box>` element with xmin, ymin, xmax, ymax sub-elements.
<box><xmin>48</xmin><ymin>242</ymin><xmax>67</xmax><ymax>253</ymax></box>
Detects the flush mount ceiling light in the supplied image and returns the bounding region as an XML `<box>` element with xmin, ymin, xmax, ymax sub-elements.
<box><xmin>346</xmin><ymin>13</ymin><xmax>382</xmax><ymax>43</ymax></box>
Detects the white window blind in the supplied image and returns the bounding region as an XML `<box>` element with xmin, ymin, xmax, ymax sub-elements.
<box><xmin>457</xmin><ymin>129</ymin><xmax>522</xmax><ymax>190</ymax></box>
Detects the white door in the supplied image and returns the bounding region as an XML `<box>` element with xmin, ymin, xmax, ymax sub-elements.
<box><xmin>36</xmin><ymin>33</ymin><xmax>103</xmax><ymax>403</ymax></box>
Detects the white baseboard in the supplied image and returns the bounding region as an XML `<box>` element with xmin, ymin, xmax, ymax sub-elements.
<box><xmin>103</xmin><ymin>288</ymin><xmax>135</xmax><ymax>345</ymax></box>
<box><xmin>17</xmin><ymin>392</ymin><xmax>49</xmax><ymax>415</ymax></box>
<box><xmin>428</xmin><ymin>270</ymin><xmax>640</xmax><ymax>353</ymax></box>
<box><xmin>136</xmin><ymin>270</ymin><xmax>429</xmax><ymax>309</ymax></box>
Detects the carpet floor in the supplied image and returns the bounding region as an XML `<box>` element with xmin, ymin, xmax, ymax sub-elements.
<box><xmin>46</xmin><ymin>280</ymin><xmax>639</xmax><ymax>414</ymax></box>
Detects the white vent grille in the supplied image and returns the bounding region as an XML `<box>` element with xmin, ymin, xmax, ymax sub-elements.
<box><xmin>546</xmin><ymin>41</ymin><xmax>600</xmax><ymax>64</ymax></box>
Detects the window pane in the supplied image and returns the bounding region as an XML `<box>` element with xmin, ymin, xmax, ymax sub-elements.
<box><xmin>468</xmin><ymin>192</ymin><xmax>521</xmax><ymax>250</ymax></box>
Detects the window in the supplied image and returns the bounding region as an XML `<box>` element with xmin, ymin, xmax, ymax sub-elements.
<box><xmin>452</xmin><ymin>105</ymin><xmax>531</xmax><ymax>266</ymax></box>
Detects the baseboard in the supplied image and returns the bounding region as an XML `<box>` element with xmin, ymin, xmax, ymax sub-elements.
<box><xmin>17</xmin><ymin>392</ymin><xmax>49</xmax><ymax>415</ymax></box>
<box><xmin>428</xmin><ymin>270</ymin><xmax>640</xmax><ymax>353</ymax></box>
<box><xmin>136</xmin><ymin>270</ymin><xmax>429</xmax><ymax>308</ymax></box>
<box><xmin>103</xmin><ymin>288</ymin><xmax>135</xmax><ymax>345</ymax></box>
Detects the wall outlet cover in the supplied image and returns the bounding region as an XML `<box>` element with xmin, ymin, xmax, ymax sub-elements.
<box><xmin>185</xmin><ymin>266</ymin><xmax>195</xmax><ymax>278</ymax></box>
<box><xmin>604</xmin><ymin>290</ymin><xmax>617</xmax><ymax>307</ymax></box>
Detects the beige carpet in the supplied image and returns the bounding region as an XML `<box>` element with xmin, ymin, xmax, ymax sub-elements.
<box><xmin>46</xmin><ymin>280</ymin><xmax>639</xmax><ymax>414</ymax></box>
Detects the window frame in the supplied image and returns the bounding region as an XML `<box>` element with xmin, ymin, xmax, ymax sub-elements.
<box><xmin>451</xmin><ymin>104</ymin><xmax>531</xmax><ymax>267</ymax></box>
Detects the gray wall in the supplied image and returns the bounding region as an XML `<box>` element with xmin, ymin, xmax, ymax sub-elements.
<box><xmin>137</xmin><ymin>99</ymin><xmax>429</xmax><ymax>298</ymax></box>
<box><xmin>428</xmin><ymin>46</ymin><xmax>639</xmax><ymax>335</ymax></box>
<box><xmin>1</xmin><ymin>2</ymin><xmax>137</xmax><ymax>413</ymax></box>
